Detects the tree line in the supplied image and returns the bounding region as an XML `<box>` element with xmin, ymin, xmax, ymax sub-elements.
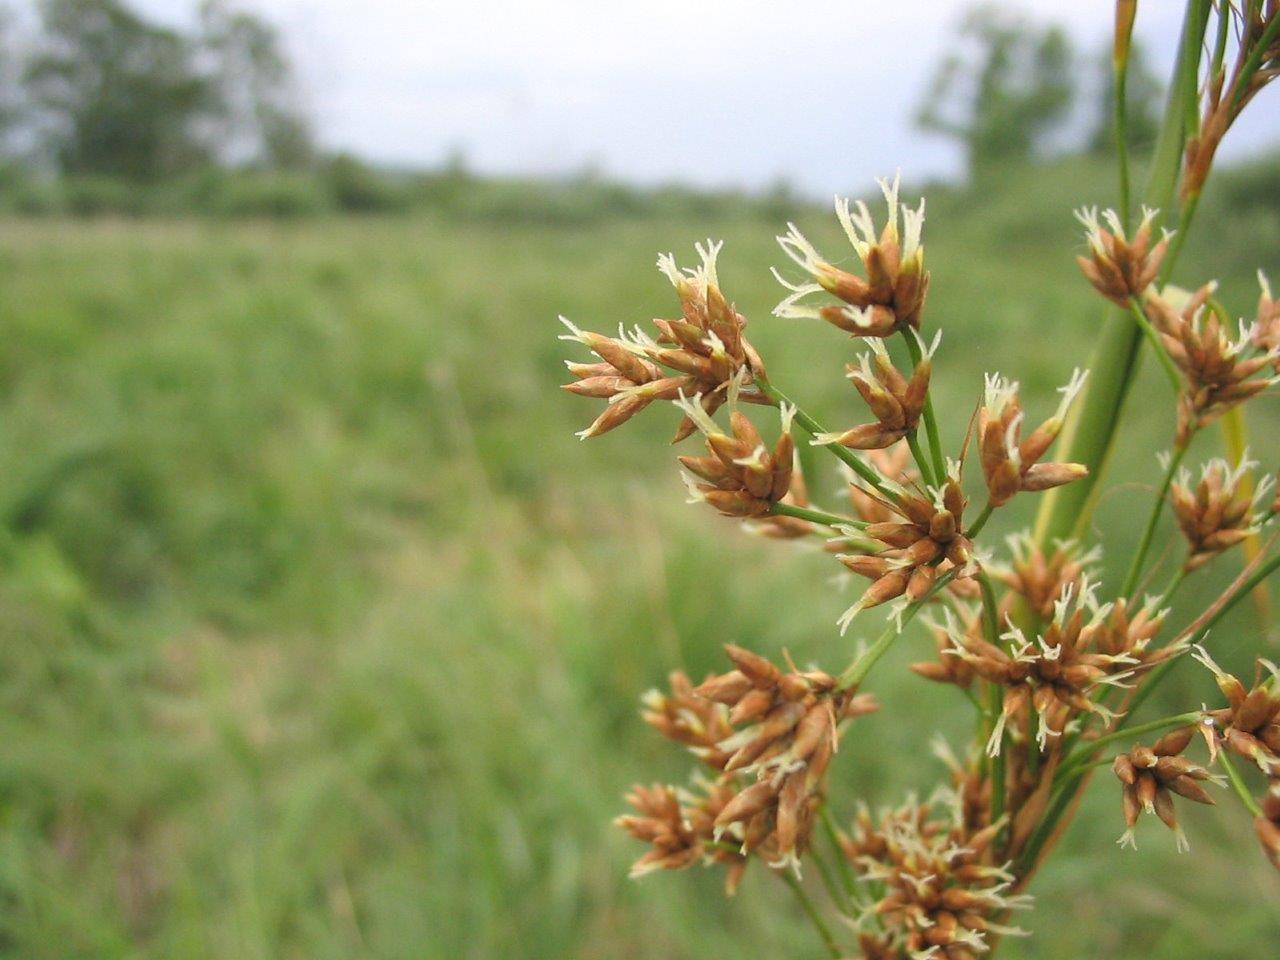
<box><xmin>0</xmin><ymin>0</ymin><xmax>311</xmax><ymax>181</ymax></box>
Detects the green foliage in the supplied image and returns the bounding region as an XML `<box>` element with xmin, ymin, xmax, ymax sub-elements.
<box><xmin>0</xmin><ymin>156</ymin><xmax>1275</xmax><ymax>957</ymax></box>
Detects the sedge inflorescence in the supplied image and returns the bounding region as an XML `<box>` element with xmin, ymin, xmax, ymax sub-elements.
<box><xmin>559</xmin><ymin>20</ymin><xmax>1280</xmax><ymax>944</ymax></box>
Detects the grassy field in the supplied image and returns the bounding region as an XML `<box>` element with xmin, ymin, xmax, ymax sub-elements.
<box><xmin>0</xmin><ymin>157</ymin><xmax>1277</xmax><ymax>958</ymax></box>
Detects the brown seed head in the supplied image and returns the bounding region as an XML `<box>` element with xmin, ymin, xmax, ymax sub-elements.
<box><xmin>772</xmin><ymin>174</ymin><xmax>929</xmax><ymax>338</ymax></box>
<box><xmin>1075</xmin><ymin>206</ymin><xmax>1169</xmax><ymax>305</ymax></box>
<box><xmin>1169</xmin><ymin>457</ymin><xmax>1269</xmax><ymax>572</ymax></box>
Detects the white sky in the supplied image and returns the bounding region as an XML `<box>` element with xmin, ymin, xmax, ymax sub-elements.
<box><xmin>136</xmin><ymin>0</ymin><xmax>1279</xmax><ymax>194</ymax></box>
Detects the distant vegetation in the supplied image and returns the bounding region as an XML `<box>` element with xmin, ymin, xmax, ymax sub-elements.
<box><xmin>0</xmin><ymin>0</ymin><xmax>1273</xmax><ymax>223</ymax></box>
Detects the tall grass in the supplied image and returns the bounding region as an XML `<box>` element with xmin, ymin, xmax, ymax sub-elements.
<box><xmin>0</xmin><ymin>155</ymin><xmax>1276</xmax><ymax>958</ymax></box>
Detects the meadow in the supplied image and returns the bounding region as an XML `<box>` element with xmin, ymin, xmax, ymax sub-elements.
<box><xmin>0</xmin><ymin>156</ymin><xmax>1277</xmax><ymax>958</ymax></box>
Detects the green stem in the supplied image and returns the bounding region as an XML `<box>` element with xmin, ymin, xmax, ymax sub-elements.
<box><xmin>819</xmin><ymin>806</ymin><xmax>857</xmax><ymax>900</ymax></box>
<box><xmin>837</xmin><ymin>571</ymin><xmax>955</xmax><ymax>690</ymax></box>
<box><xmin>903</xmin><ymin>329</ymin><xmax>947</xmax><ymax>482</ymax></box>
<box><xmin>1125</xmin><ymin>296</ymin><xmax>1181</xmax><ymax>392</ymax></box>
<box><xmin>770</xmin><ymin>502</ymin><xmax>865</xmax><ymax>529</ymax></box>
<box><xmin>1055</xmin><ymin>711</ymin><xmax>1202</xmax><ymax>786</ymax></box>
<box><xmin>755</xmin><ymin>376</ymin><xmax>896</xmax><ymax>501</ymax></box>
<box><xmin>1158</xmin><ymin>566</ymin><xmax>1188</xmax><ymax>606</ymax></box>
<box><xmin>967</xmin><ymin>502</ymin><xmax>994</xmax><ymax>539</ymax></box>
<box><xmin>1218</xmin><ymin>751</ymin><xmax>1263</xmax><ymax>817</ymax></box>
<box><xmin>906</xmin><ymin>431</ymin><xmax>937</xmax><ymax>489</ymax></box>
<box><xmin>1114</xmin><ymin>63</ymin><xmax>1132</xmax><ymax>229</ymax></box>
<box><xmin>1120</xmin><ymin>442</ymin><xmax>1187</xmax><ymax>599</ymax></box>
<box><xmin>1229</xmin><ymin>12</ymin><xmax>1280</xmax><ymax>112</ymax></box>
<box><xmin>1032</xmin><ymin>0</ymin><xmax>1211</xmax><ymax>547</ymax></box>
<box><xmin>807</xmin><ymin>843</ymin><xmax>852</xmax><ymax>918</ymax></box>
<box><xmin>779</xmin><ymin>870</ymin><xmax>842</xmax><ymax>960</ymax></box>
<box><xmin>1157</xmin><ymin>191</ymin><xmax>1201</xmax><ymax>284</ymax></box>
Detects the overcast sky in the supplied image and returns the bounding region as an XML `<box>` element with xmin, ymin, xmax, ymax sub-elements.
<box><xmin>136</xmin><ymin>0</ymin><xmax>1279</xmax><ymax>195</ymax></box>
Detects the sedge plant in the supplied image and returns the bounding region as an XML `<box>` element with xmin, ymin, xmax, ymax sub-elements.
<box><xmin>558</xmin><ymin>3</ymin><xmax>1280</xmax><ymax>957</ymax></box>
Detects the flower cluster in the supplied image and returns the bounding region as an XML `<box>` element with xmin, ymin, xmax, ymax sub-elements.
<box><xmin>622</xmin><ymin>646</ymin><xmax>877</xmax><ymax>883</ymax></box>
<box><xmin>1170</xmin><ymin>456</ymin><xmax>1272</xmax><ymax>571</ymax></box>
<box><xmin>945</xmin><ymin>580</ymin><xmax>1138</xmax><ymax>754</ymax></box>
<box><xmin>773</xmin><ymin>174</ymin><xmax>929</xmax><ymax>337</ymax></box>
<box><xmin>838</xmin><ymin>467</ymin><xmax>974</xmax><ymax>633</ymax></box>
<box><xmin>1112</xmin><ymin>725</ymin><xmax>1217</xmax><ymax>852</ymax></box>
<box><xmin>843</xmin><ymin>796</ymin><xmax>1031</xmax><ymax>960</ymax></box>
<box><xmin>978</xmin><ymin>371</ymin><xmax>1089</xmax><ymax>508</ymax></box>
<box><xmin>1075</xmin><ymin>206</ymin><xmax>1170</xmax><ymax>305</ymax></box>
<box><xmin>815</xmin><ymin>335</ymin><xmax>938</xmax><ymax>450</ymax></box>
<box><xmin>678</xmin><ymin>394</ymin><xmax>796</xmax><ymax>518</ymax></box>
<box><xmin>1145</xmin><ymin>283</ymin><xmax>1279</xmax><ymax>444</ymax></box>
<box><xmin>560</xmin><ymin>241</ymin><xmax>766</xmax><ymax>441</ymax></box>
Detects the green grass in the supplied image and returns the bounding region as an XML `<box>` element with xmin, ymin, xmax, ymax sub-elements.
<box><xmin>0</xmin><ymin>156</ymin><xmax>1277</xmax><ymax>958</ymax></box>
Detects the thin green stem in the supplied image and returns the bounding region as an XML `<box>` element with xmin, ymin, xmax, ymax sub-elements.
<box><xmin>770</xmin><ymin>502</ymin><xmax>865</xmax><ymax>529</ymax></box>
<box><xmin>967</xmin><ymin>502</ymin><xmax>994</xmax><ymax>539</ymax></box>
<box><xmin>1055</xmin><ymin>711</ymin><xmax>1202</xmax><ymax>786</ymax></box>
<box><xmin>1218</xmin><ymin>751</ymin><xmax>1263</xmax><ymax>817</ymax></box>
<box><xmin>819</xmin><ymin>806</ymin><xmax>857</xmax><ymax>900</ymax></box>
<box><xmin>1157</xmin><ymin>566</ymin><xmax>1188</xmax><ymax>607</ymax></box>
<box><xmin>779</xmin><ymin>870</ymin><xmax>842</xmax><ymax>960</ymax></box>
<box><xmin>1114</xmin><ymin>64</ymin><xmax>1132</xmax><ymax>229</ymax></box>
<box><xmin>1156</xmin><ymin>191</ymin><xmax>1202</xmax><ymax>285</ymax></box>
<box><xmin>1120</xmin><ymin>442</ymin><xmax>1187</xmax><ymax>599</ymax></box>
<box><xmin>1229</xmin><ymin>12</ymin><xmax>1280</xmax><ymax>112</ymax></box>
<box><xmin>755</xmin><ymin>376</ymin><xmax>896</xmax><ymax>501</ymax></box>
<box><xmin>906</xmin><ymin>431</ymin><xmax>937</xmax><ymax>489</ymax></box>
<box><xmin>807</xmin><ymin>844</ymin><xmax>852</xmax><ymax>919</ymax></box>
<box><xmin>903</xmin><ymin>329</ymin><xmax>946</xmax><ymax>482</ymax></box>
<box><xmin>837</xmin><ymin>571</ymin><xmax>956</xmax><ymax>690</ymax></box>
<box><xmin>1125</xmin><ymin>296</ymin><xmax>1181</xmax><ymax>392</ymax></box>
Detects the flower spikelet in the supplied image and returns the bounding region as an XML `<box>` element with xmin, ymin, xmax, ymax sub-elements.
<box><xmin>1074</xmin><ymin>206</ymin><xmax>1170</xmax><ymax>305</ymax></box>
<box><xmin>678</xmin><ymin>398</ymin><xmax>796</xmax><ymax>518</ymax></box>
<box><xmin>978</xmin><ymin>370</ymin><xmax>1089</xmax><ymax>507</ymax></box>
<box><xmin>843</xmin><ymin>796</ymin><xmax>1032</xmax><ymax>959</ymax></box>
<box><xmin>1146</xmin><ymin>283</ymin><xmax>1279</xmax><ymax>443</ymax></box>
<box><xmin>837</xmin><ymin>464</ymin><xmax>974</xmax><ymax>633</ymax></box>
<box><xmin>694</xmin><ymin>645</ymin><xmax>878</xmax><ymax>872</ymax></box>
<box><xmin>1112</xmin><ymin>726</ymin><xmax>1217</xmax><ymax>853</ymax></box>
<box><xmin>772</xmin><ymin>173</ymin><xmax>930</xmax><ymax>338</ymax></box>
<box><xmin>1170</xmin><ymin>457</ymin><xmax>1271</xmax><ymax>572</ymax></box>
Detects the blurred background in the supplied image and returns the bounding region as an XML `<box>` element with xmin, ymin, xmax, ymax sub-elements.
<box><xmin>0</xmin><ymin>0</ymin><xmax>1277</xmax><ymax>957</ymax></box>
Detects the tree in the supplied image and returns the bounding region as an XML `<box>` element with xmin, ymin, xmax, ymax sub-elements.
<box><xmin>197</xmin><ymin>0</ymin><xmax>313</xmax><ymax>169</ymax></box>
<box><xmin>24</xmin><ymin>0</ymin><xmax>214</xmax><ymax>181</ymax></box>
<box><xmin>916</xmin><ymin>5</ymin><xmax>1076</xmax><ymax>179</ymax></box>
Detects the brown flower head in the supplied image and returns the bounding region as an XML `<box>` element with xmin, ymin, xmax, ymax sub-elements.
<box><xmin>693</xmin><ymin>644</ymin><xmax>877</xmax><ymax>872</ymax></box>
<box><xmin>1256</xmin><ymin>782</ymin><xmax>1280</xmax><ymax>872</ymax></box>
<box><xmin>679</xmin><ymin>394</ymin><xmax>796</xmax><ymax>519</ymax></box>
<box><xmin>946</xmin><ymin>579</ymin><xmax>1137</xmax><ymax>755</ymax></box>
<box><xmin>772</xmin><ymin>174</ymin><xmax>929</xmax><ymax>337</ymax></box>
<box><xmin>615</xmin><ymin>778</ymin><xmax>749</xmax><ymax>894</ymax></box>
<box><xmin>1113</xmin><ymin>725</ymin><xmax>1218</xmax><ymax>852</ymax></box>
<box><xmin>641</xmin><ymin>671</ymin><xmax>735</xmax><ymax>769</ymax></box>
<box><xmin>994</xmin><ymin>532</ymin><xmax>1100</xmax><ymax>622</ymax></box>
<box><xmin>837</xmin><ymin>464</ymin><xmax>975</xmax><ymax>634</ymax></box>
<box><xmin>1075</xmin><ymin>206</ymin><xmax>1170</xmax><ymax>304</ymax></box>
<box><xmin>1092</xmin><ymin>594</ymin><xmax>1178</xmax><ymax>674</ymax></box>
<box><xmin>561</xmin><ymin>241</ymin><xmax>767</xmax><ymax>441</ymax></box>
<box><xmin>843</xmin><ymin>796</ymin><xmax>1031</xmax><ymax>959</ymax></box>
<box><xmin>979</xmin><ymin>370</ymin><xmax>1089</xmax><ymax>508</ymax></box>
<box><xmin>1170</xmin><ymin>456</ymin><xmax>1271</xmax><ymax>572</ymax></box>
<box><xmin>1194</xmin><ymin>649</ymin><xmax>1280</xmax><ymax>775</ymax></box>
<box><xmin>912</xmin><ymin>604</ymin><xmax>980</xmax><ymax>690</ymax></box>
<box><xmin>1146</xmin><ymin>284</ymin><xmax>1279</xmax><ymax>443</ymax></box>
<box><xmin>1250</xmin><ymin>270</ymin><xmax>1280</xmax><ymax>370</ymax></box>
<box><xmin>812</xmin><ymin>332</ymin><xmax>939</xmax><ymax>450</ymax></box>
